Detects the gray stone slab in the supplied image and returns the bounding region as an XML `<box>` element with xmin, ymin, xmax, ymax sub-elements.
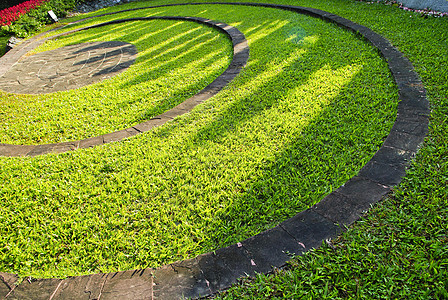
<box><xmin>188</xmin><ymin>92</ymin><xmax>213</xmax><ymax>103</ymax></box>
<box><xmin>313</xmin><ymin>192</ymin><xmax>361</xmax><ymax>226</ymax></box>
<box><xmin>0</xmin><ymin>144</ymin><xmax>35</xmax><ymax>157</ymax></box>
<box><xmin>392</xmin><ymin>117</ymin><xmax>429</xmax><ymax>137</ymax></box>
<box><xmin>196</xmin><ymin>244</ymin><xmax>255</xmax><ymax>293</ymax></box>
<box><xmin>397</xmin><ymin>83</ymin><xmax>427</xmax><ymax>103</ymax></box>
<box><xmin>199</xmin><ymin>84</ymin><xmax>223</xmax><ymax>95</ymax></box>
<box><xmin>159</xmin><ymin>107</ymin><xmax>188</xmax><ymax>119</ymax></box>
<box><xmin>216</xmin><ymin>73</ymin><xmax>238</xmax><ymax>83</ymax></box>
<box><xmin>280</xmin><ymin>209</ymin><xmax>343</xmax><ymax>249</ymax></box>
<box><xmin>24</xmin><ymin>142</ymin><xmax>78</xmax><ymax>156</ymax></box>
<box><xmin>232</xmin><ymin>53</ymin><xmax>249</xmax><ymax>64</ymax></box>
<box><xmin>6</xmin><ymin>278</ymin><xmax>62</xmax><ymax>300</ymax></box>
<box><xmin>241</xmin><ymin>226</ymin><xmax>306</xmax><ymax>273</ymax></box>
<box><xmin>370</xmin><ymin>145</ymin><xmax>414</xmax><ymax>166</ymax></box>
<box><xmin>100</xmin><ymin>269</ymin><xmax>153</xmax><ymax>300</ymax></box>
<box><xmin>358</xmin><ymin>160</ymin><xmax>407</xmax><ymax>187</ymax></box>
<box><xmin>132</xmin><ymin>116</ymin><xmax>172</xmax><ymax>133</ymax></box>
<box><xmin>0</xmin><ymin>273</ymin><xmax>19</xmax><ymax>288</ymax></box>
<box><xmin>78</xmin><ymin>135</ymin><xmax>105</xmax><ymax>149</ymax></box>
<box><xmin>0</xmin><ymin>280</ymin><xmax>11</xmax><ymax>299</ymax></box>
<box><xmin>152</xmin><ymin>259</ymin><xmax>209</xmax><ymax>300</ymax></box>
<box><xmin>102</xmin><ymin>128</ymin><xmax>139</xmax><ymax>144</ymax></box>
<box><xmin>379</xmin><ymin>45</ymin><xmax>407</xmax><ymax>62</ymax></box>
<box><xmin>397</xmin><ymin>103</ymin><xmax>430</xmax><ymax>119</ymax></box>
<box><xmin>313</xmin><ymin>177</ymin><xmax>391</xmax><ymax>226</ymax></box>
<box><xmin>394</xmin><ymin>75</ymin><xmax>423</xmax><ymax>91</ymax></box>
<box><xmin>383</xmin><ymin>130</ymin><xmax>426</xmax><ymax>152</ymax></box>
<box><xmin>398</xmin><ymin>96</ymin><xmax>430</xmax><ymax>116</ymax></box>
<box><xmin>406</xmin><ymin>101</ymin><xmax>430</xmax><ymax>117</ymax></box>
<box><xmin>0</xmin><ymin>272</ymin><xmax>18</xmax><ymax>298</ymax></box>
<box><xmin>337</xmin><ymin>176</ymin><xmax>392</xmax><ymax>200</ymax></box>
<box><xmin>50</xmin><ymin>273</ymin><xmax>108</xmax><ymax>299</ymax></box>
<box><xmin>378</xmin><ymin>45</ymin><xmax>403</xmax><ymax>62</ymax></box>
<box><xmin>388</xmin><ymin>58</ymin><xmax>416</xmax><ymax>77</ymax></box>
<box><xmin>171</xmin><ymin>97</ymin><xmax>204</xmax><ymax>112</ymax></box>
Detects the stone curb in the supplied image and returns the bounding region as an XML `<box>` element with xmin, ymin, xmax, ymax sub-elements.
<box><xmin>0</xmin><ymin>16</ymin><xmax>249</xmax><ymax>157</ymax></box>
<box><xmin>0</xmin><ymin>3</ymin><xmax>429</xmax><ymax>300</ymax></box>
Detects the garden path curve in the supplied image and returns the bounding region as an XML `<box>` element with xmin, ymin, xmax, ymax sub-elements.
<box><xmin>0</xmin><ymin>3</ymin><xmax>429</xmax><ymax>299</ymax></box>
<box><xmin>0</xmin><ymin>16</ymin><xmax>248</xmax><ymax>156</ymax></box>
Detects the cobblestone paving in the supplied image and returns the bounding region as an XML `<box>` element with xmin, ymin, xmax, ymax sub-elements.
<box><xmin>0</xmin><ymin>41</ymin><xmax>137</xmax><ymax>94</ymax></box>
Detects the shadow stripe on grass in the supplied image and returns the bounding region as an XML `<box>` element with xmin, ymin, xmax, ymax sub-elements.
<box><xmin>0</xmin><ymin>16</ymin><xmax>248</xmax><ymax>157</ymax></box>
<box><xmin>0</xmin><ymin>3</ymin><xmax>429</xmax><ymax>300</ymax></box>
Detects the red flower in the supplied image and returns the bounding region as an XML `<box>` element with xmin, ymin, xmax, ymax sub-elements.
<box><xmin>0</xmin><ymin>0</ymin><xmax>49</xmax><ymax>26</ymax></box>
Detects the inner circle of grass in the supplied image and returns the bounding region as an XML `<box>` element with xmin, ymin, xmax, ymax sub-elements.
<box><xmin>0</xmin><ymin>18</ymin><xmax>232</xmax><ymax>145</ymax></box>
<box><xmin>0</xmin><ymin>2</ymin><xmax>398</xmax><ymax>279</ymax></box>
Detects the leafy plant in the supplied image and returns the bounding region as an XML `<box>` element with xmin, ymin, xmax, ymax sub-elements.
<box><xmin>0</xmin><ymin>0</ymin><xmax>79</xmax><ymax>37</ymax></box>
<box><xmin>0</xmin><ymin>0</ymin><xmax>48</xmax><ymax>26</ymax></box>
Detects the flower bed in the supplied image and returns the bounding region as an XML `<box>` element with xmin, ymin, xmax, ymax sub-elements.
<box><xmin>0</xmin><ymin>0</ymin><xmax>78</xmax><ymax>37</ymax></box>
<box><xmin>0</xmin><ymin>0</ymin><xmax>49</xmax><ymax>26</ymax></box>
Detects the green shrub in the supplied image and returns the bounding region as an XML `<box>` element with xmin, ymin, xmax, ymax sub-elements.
<box><xmin>3</xmin><ymin>14</ymin><xmax>42</xmax><ymax>37</ymax></box>
<box><xmin>0</xmin><ymin>0</ymin><xmax>80</xmax><ymax>37</ymax></box>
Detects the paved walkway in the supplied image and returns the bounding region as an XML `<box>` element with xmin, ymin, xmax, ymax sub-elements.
<box><xmin>0</xmin><ymin>3</ymin><xmax>429</xmax><ymax>300</ymax></box>
<box><xmin>0</xmin><ymin>41</ymin><xmax>137</xmax><ymax>94</ymax></box>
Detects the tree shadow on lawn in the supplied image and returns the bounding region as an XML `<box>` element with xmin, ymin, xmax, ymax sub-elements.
<box><xmin>120</xmin><ymin>28</ymin><xmax>221</xmax><ymax>87</ymax></box>
<box><xmin>69</xmin><ymin>18</ymin><xmax>232</xmax><ymax>116</ymax></box>
<box><xmin>150</xmin><ymin>18</ymin><xmax>397</xmax><ymax>253</ymax></box>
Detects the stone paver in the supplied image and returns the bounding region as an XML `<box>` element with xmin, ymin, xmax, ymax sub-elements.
<box><xmin>0</xmin><ymin>3</ymin><xmax>429</xmax><ymax>300</ymax></box>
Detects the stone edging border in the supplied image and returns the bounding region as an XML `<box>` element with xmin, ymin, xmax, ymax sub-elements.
<box><xmin>0</xmin><ymin>3</ymin><xmax>429</xmax><ymax>299</ymax></box>
<box><xmin>0</xmin><ymin>16</ymin><xmax>249</xmax><ymax>157</ymax></box>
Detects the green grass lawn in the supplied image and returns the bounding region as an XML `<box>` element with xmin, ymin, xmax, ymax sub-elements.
<box><xmin>209</xmin><ymin>1</ymin><xmax>448</xmax><ymax>299</ymax></box>
<box><xmin>0</xmin><ymin>0</ymin><xmax>446</xmax><ymax>297</ymax></box>
<box><xmin>0</xmin><ymin>35</ymin><xmax>8</xmax><ymax>57</ymax></box>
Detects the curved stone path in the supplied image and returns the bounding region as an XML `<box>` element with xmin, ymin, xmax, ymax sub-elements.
<box><xmin>0</xmin><ymin>16</ymin><xmax>249</xmax><ymax>157</ymax></box>
<box><xmin>0</xmin><ymin>3</ymin><xmax>429</xmax><ymax>300</ymax></box>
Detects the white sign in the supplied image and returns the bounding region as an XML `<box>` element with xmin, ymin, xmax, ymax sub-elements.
<box><xmin>48</xmin><ymin>10</ymin><xmax>58</xmax><ymax>22</ymax></box>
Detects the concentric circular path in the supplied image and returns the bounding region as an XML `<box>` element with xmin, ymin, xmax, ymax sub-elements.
<box><xmin>0</xmin><ymin>3</ymin><xmax>429</xmax><ymax>299</ymax></box>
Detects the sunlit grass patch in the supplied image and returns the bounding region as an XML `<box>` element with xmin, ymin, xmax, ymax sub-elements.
<box><xmin>0</xmin><ymin>2</ymin><xmax>398</xmax><ymax>279</ymax></box>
